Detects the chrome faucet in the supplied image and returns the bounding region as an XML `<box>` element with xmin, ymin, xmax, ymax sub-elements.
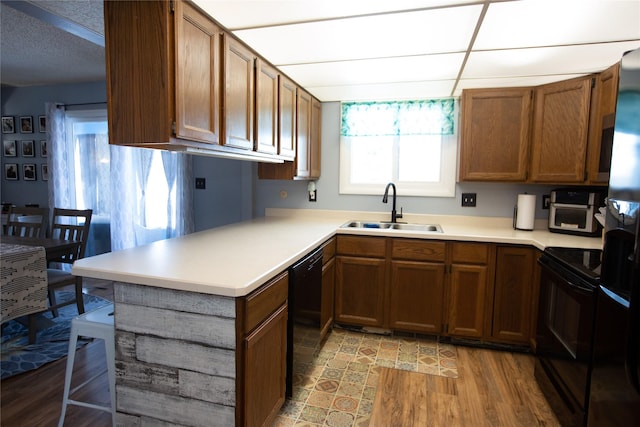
<box><xmin>382</xmin><ymin>182</ymin><xmax>403</xmax><ymax>223</ymax></box>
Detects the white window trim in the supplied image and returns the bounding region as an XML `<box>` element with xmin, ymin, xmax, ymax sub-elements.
<box><xmin>338</xmin><ymin>102</ymin><xmax>459</xmax><ymax>198</ymax></box>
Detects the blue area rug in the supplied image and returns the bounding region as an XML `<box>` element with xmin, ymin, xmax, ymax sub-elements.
<box><xmin>1</xmin><ymin>291</ymin><xmax>111</xmax><ymax>380</ymax></box>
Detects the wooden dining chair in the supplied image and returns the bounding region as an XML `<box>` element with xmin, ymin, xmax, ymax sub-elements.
<box><xmin>5</xmin><ymin>206</ymin><xmax>49</xmax><ymax>237</ymax></box>
<box><xmin>47</xmin><ymin>208</ymin><xmax>93</xmax><ymax>317</ymax></box>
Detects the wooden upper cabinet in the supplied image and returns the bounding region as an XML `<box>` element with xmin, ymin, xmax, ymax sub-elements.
<box><xmin>459</xmin><ymin>88</ymin><xmax>532</xmax><ymax>181</ymax></box>
<box><xmin>223</xmin><ymin>35</ymin><xmax>255</xmax><ymax>150</ymax></box>
<box><xmin>278</xmin><ymin>76</ymin><xmax>297</xmax><ymax>159</ymax></box>
<box><xmin>255</xmin><ymin>58</ymin><xmax>279</xmax><ymax>155</ymax></box>
<box><xmin>310</xmin><ymin>97</ymin><xmax>322</xmax><ymax>179</ymax></box>
<box><xmin>529</xmin><ymin>76</ymin><xmax>593</xmax><ymax>182</ymax></box>
<box><xmin>296</xmin><ymin>89</ymin><xmax>312</xmax><ymax>178</ymax></box>
<box><xmin>586</xmin><ymin>62</ymin><xmax>620</xmax><ymax>184</ymax></box>
<box><xmin>104</xmin><ymin>0</ymin><xmax>177</xmax><ymax>145</ymax></box>
<box><xmin>175</xmin><ymin>1</ymin><xmax>222</xmax><ymax>144</ymax></box>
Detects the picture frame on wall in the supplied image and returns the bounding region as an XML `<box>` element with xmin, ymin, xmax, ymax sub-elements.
<box><xmin>20</xmin><ymin>116</ymin><xmax>33</xmax><ymax>133</ymax></box>
<box><xmin>41</xmin><ymin>163</ymin><xmax>49</xmax><ymax>181</ymax></box>
<box><xmin>21</xmin><ymin>140</ymin><xmax>35</xmax><ymax>157</ymax></box>
<box><xmin>5</xmin><ymin>163</ymin><xmax>18</xmax><ymax>180</ymax></box>
<box><xmin>2</xmin><ymin>116</ymin><xmax>15</xmax><ymax>134</ymax></box>
<box><xmin>3</xmin><ymin>140</ymin><xmax>17</xmax><ymax>157</ymax></box>
<box><xmin>40</xmin><ymin>140</ymin><xmax>47</xmax><ymax>157</ymax></box>
<box><xmin>23</xmin><ymin>164</ymin><xmax>36</xmax><ymax>181</ymax></box>
<box><xmin>39</xmin><ymin>116</ymin><xmax>46</xmax><ymax>133</ymax></box>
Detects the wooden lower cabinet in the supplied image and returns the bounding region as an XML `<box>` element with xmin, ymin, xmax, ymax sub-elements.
<box><xmin>389</xmin><ymin>260</ymin><xmax>445</xmax><ymax>333</ymax></box>
<box><xmin>446</xmin><ymin>243</ymin><xmax>494</xmax><ymax>338</ymax></box>
<box><xmin>237</xmin><ymin>272</ymin><xmax>288</xmax><ymax>427</ymax></box>
<box><xmin>242</xmin><ymin>304</ymin><xmax>287</xmax><ymax>427</ymax></box>
<box><xmin>335</xmin><ymin>255</ymin><xmax>386</xmax><ymax>327</ymax></box>
<box><xmin>491</xmin><ymin>245</ymin><xmax>536</xmax><ymax>344</ymax></box>
<box><xmin>334</xmin><ymin>236</ymin><xmax>540</xmax><ymax>349</ymax></box>
<box><xmin>389</xmin><ymin>239</ymin><xmax>446</xmax><ymax>334</ymax></box>
<box><xmin>447</xmin><ymin>264</ymin><xmax>489</xmax><ymax>338</ymax></box>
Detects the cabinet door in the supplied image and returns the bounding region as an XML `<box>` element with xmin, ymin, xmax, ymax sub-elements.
<box><xmin>244</xmin><ymin>304</ymin><xmax>287</xmax><ymax>427</ymax></box>
<box><xmin>278</xmin><ymin>76</ymin><xmax>297</xmax><ymax>159</ymax></box>
<box><xmin>223</xmin><ymin>35</ymin><xmax>254</xmax><ymax>150</ymax></box>
<box><xmin>255</xmin><ymin>59</ymin><xmax>278</xmax><ymax>155</ymax></box>
<box><xmin>530</xmin><ymin>76</ymin><xmax>592</xmax><ymax>182</ymax></box>
<box><xmin>335</xmin><ymin>256</ymin><xmax>386</xmax><ymax>327</ymax></box>
<box><xmin>106</xmin><ymin>1</ymin><xmax>180</xmax><ymax>145</ymax></box>
<box><xmin>310</xmin><ymin>97</ymin><xmax>322</xmax><ymax>179</ymax></box>
<box><xmin>320</xmin><ymin>257</ymin><xmax>335</xmax><ymax>339</ymax></box>
<box><xmin>175</xmin><ymin>1</ymin><xmax>221</xmax><ymax>144</ymax></box>
<box><xmin>492</xmin><ymin>246</ymin><xmax>535</xmax><ymax>344</ymax></box>
<box><xmin>587</xmin><ymin>62</ymin><xmax>619</xmax><ymax>184</ymax></box>
<box><xmin>296</xmin><ymin>89</ymin><xmax>312</xmax><ymax>178</ymax></box>
<box><xmin>459</xmin><ymin>88</ymin><xmax>532</xmax><ymax>181</ymax></box>
<box><xmin>447</xmin><ymin>264</ymin><xmax>488</xmax><ymax>338</ymax></box>
<box><xmin>389</xmin><ymin>260</ymin><xmax>445</xmax><ymax>333</ymax></box>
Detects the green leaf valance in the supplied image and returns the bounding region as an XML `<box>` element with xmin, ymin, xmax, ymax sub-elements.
<box><xmin>341</xmin><ymin>99</ymin><xmax>455</xmax><ymax>137</ymax></box>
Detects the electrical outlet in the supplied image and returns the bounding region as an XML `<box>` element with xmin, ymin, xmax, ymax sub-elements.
<box><xmin>462</xmin><ymin>193</ymin><xmax>477</xmax><ymax>207</ymax></box>
<box><xmin>542</xmin><ymin>194</ymin><xmax>551</xmax><ymax>210</ymax></box>
<box><xmin>195</xmin><ymin>177</ymin><xmax>206</xmax><ymax>189</ymax></box>
<box><xmin>309</xmin><ymin>190</ymin><xmax>317</xmax><ymax>202</ymax></box>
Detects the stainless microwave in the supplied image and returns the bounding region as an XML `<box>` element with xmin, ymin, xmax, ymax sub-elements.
<box><xmin>548</xmin><ymin>189</ymin><xmax>604</xmax><ymax>236</ymax></box>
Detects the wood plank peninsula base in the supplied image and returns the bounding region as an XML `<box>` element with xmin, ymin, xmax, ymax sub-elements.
<box><xmin>112</xmin><ymin>271</ymin><xmax>288</xmax><ymax>426</ymax></box>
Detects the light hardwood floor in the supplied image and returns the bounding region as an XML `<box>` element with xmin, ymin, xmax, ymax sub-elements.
<box><xmin>371</xmin><ymin>346</ymin><xmax>560</xmax><ymax>426</ymax></box>
<box><xmin>2</xmin><ymin>279</ymin><xmax>559</xmax><ymax>427</ymax></box>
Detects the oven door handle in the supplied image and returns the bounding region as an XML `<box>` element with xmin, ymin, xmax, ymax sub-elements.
<box><xmin>560</xmin><ymin>276</ymin><xmax>595</xmax><ymax>294</ymax></box>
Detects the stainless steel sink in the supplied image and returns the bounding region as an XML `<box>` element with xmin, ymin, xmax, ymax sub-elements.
<box><xmin>341</xmin><ymin>220</ymin><xmax>392</xmax><ymax>229</ymax></box>
<box><xmin>391</xmin><ymin>223</ymin><xmax>443</xmax><ymax>233</ymax></box>
<box><xmin>341</xmin><ymin>220</ymin><xmax>443</xmax><ymax>233</ymax></box>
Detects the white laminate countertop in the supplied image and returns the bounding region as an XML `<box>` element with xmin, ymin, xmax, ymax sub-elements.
<box><xmin>72</xmin><ymin>209</ymin><xmax>603</xmax><ymax>297</ymax></box>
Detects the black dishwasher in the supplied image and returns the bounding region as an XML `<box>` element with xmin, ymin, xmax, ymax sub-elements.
<box><xmin>286</xmin><ymin>246</ymin><xmax>323</xmax><ymax>397</ymax></box>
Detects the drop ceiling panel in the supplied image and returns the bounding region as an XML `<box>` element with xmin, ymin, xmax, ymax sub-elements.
<box><xmin>195</xmin><ymin>0</ymin><xmax>479</xmax><ymax>29</ymax></box>
<box><xmin>280</xmin><ymin>52</ymin><xmax>465</xmax><ymax>88</ymax></box>
<box><xmin>463</xmin><ymin>41</ymin><xmax>640</xmax><ymax>79</ymax></box>
<box><xmin>232</xmin><ymin>5</ymin><xmax>482</xmax><ymax>64</ymax></box>
<box><xmin>475</xmin><ymin>0</ymin><xmax>640</xmax><ymax>50</ymax></box>
<box><xmin>307</xmin><ymin>80</ymin><xmax>456</xmax><ymax>102</ymax></box>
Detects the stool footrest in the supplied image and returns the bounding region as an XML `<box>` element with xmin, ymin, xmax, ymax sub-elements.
<box><xmin>66</xmin><ymin>399</ymin><xmax>113</xmax><ymax>413</ymax></box>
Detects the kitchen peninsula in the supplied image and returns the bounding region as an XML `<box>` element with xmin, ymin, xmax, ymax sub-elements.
<box><xmin>72</xmin><ymin>209</ymin><xmax>602</xmax><ymax>426</ymax></box>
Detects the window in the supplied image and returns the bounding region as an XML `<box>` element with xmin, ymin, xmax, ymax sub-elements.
<box><xmin>339</xmin><ymin>99</ymin><xmax>458</xmax><ymax>197</ymax></box>
<box><xmin>58</xmin><ymin>109</ymin><xmax>190</xmax><ymax>253</ymax></box>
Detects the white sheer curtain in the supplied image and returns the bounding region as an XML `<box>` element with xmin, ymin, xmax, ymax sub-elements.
<box><xmin>45</xmin><ymin>102</ymin><xmax>194</xmax><ymax>252</ymax></box>
<box><xmin>46</xmin><ymin>102</ymin><xmax>73</xmax><ymax>210</ymax></box>
<box><xmin>109</xmin><ymin>146</ymin><xmax>194</xmax><ymax>250</ymax></box>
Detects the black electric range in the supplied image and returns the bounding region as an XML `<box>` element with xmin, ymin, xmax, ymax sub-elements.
<box><xmin>535</xmin><ymin>246</ymin><xmax>602</xmax><ymax>427</ymax></box>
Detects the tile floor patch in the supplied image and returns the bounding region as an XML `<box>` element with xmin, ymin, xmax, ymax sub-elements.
<box><xmin>273</xmin><ymin>326</ymin><xmax>459</xmax><ymax>426</ymax></box>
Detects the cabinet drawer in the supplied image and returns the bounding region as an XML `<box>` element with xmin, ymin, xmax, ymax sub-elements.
<box><xmin>451</xmin><ymin>243</ymin><xmax>490</xmax><ymax>264</ymax></box>
<box><xmin>322</xmin><ymin>237</ymin><xmax>336</xmax><ymax>264</ymax></box>
<box><xmin>391</xmin><ymin>239</ymin><xmax>446</xmax><ymax>262</ymax></box>
<box><xmin>243</xmin><ymin>271</ymin><xmax>288</xmax><ymax>334</ymax></box>
<box><xmin>337</xmin><ymin>236</ymin><xmax>386</xmax><ymax>257</ymax></box>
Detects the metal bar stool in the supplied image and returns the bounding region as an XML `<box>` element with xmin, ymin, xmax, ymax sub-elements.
<box><xmin>58</xmin><ymin>303</ymin><xmax>116</xmax><ymax>427</ymax></box>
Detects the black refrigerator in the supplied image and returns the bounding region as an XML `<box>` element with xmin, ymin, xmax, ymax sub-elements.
<box><xmin>588</xmin><ymin>47</ymin><xmax>640</xmax><ymax>426</ymax></box>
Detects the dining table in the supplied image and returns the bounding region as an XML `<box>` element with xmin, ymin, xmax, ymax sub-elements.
<box><xmin>1</xmin><ymin>236</ymin><xmax>80</xmax><ymax>325</ymax></box>
<box><xmin>1</xmin><ymin>235</ymin><xmax>80</xmax><ymax>262</ymax></box>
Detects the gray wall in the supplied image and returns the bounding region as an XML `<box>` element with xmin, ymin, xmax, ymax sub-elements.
<box><xmin>253</xmin><ymin>101</ymin><xmax>557</xmax><ymax>220</ymax></box>
<box><xmin>1</xmin><ymin>82</ymin><xmax>109</xmax><ymax>208</ymax></box>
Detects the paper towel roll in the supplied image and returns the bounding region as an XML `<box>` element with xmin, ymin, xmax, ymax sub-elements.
<box><xmin>515</xmin><ymin>194</ymin><xmax>536</xmax><ymax>230</ymax></box>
